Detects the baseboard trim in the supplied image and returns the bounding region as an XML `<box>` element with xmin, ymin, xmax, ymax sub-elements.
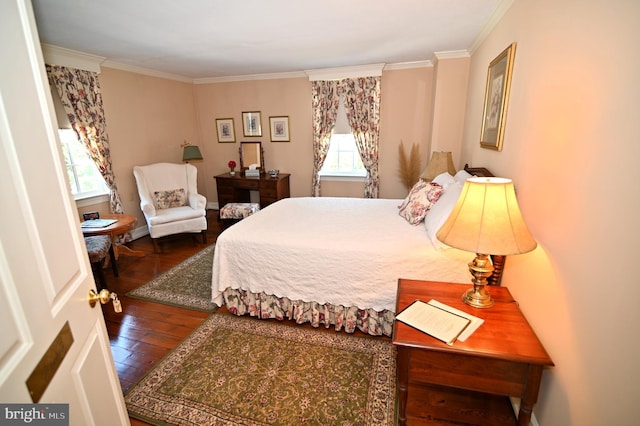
<box><xmin>510</xmin><ymin>397</ymin><xmax>539</xmax><ymax>426</ymax></box>
<box><xmin>129</xmin><ymin>225</ymin><xmax>149</xmax><ymax>241</ymax></box>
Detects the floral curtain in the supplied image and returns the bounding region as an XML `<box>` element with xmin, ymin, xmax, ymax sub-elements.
<box><xmin>343</xmin><ymin>77</ymin><xmax>381</xmax><ymax>198</ymax></box>
<box><xmin>310</xmin><ymin>80</ymin><xmax>341</xmax><ymax>197</ymax></box>
<box><xmin>46</xmin><ymin>65</ymin><xmax>130</xmax><ymax>242</ymax></box>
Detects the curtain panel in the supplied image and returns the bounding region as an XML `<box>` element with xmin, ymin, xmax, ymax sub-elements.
<box><xmin>343</xmin><ymin>77</ymin><xmax>381</xmax><ymax>198</ymax></box>
<box><xmin>310</xmin><ymin>80</ymin><xmax>341</xmax><ymax>197</ymax></box>
<box><xmin>310</xmin><ymin>77</ymin><xmax>381</xmax><ymax>198</ymax></box>
<box><xmin>46</xmin><ymin>65</ymin><xmax>130</xmax><ymax>242</ymax></box>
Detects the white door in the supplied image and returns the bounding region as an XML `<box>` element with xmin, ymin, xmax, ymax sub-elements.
<box><xmin>0</xmin><ymin>1</ymin><xmax>130</xmax><ymax>425</ymax></box>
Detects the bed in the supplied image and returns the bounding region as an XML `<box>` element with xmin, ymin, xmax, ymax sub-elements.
<box><xmin>211</xmin><ymin>166</ymin><xmax>500</xmax><ymax>337</ymax></box>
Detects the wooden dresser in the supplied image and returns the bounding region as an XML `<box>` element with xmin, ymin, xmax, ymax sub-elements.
<box><xmin>214</xmin><ymin>172</ymin><xmax>290</xmax><ymax>208</ymax></box>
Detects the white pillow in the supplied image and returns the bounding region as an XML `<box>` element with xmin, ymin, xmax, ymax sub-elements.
<box><xmin>425</xmin><ymin>182</ymin><xmax>464</xmax><ymax>249</ymax></box>
<box><xmin>454</xmin><ymin>169</ymin><xmax>473</xmax><ymax>183</ymax></box>
<box><xmin>432</xmin><ymin>172</ymin><xmax>456</xmax><ymax>190</ymax></box>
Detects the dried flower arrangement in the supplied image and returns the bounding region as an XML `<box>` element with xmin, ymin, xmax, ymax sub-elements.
<box><xmin>398</xmin><ymin>141</ymin><xmax>422</xmax><ymax>191</ymax></box>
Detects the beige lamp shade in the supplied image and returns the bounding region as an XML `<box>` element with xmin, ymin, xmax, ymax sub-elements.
<box><xmin>182</xmin><ymin>145</ymin><xmax>203</xmax><ymax>162</ymax></box>
<box><xmin>436</xmin><ymin>177</ymin><xmax>537</xmax><ymax>255</ymax></box>
<box><xmin>420</xmin><ymin>151</ymin><xmax>456</xmax><ymax>181</ymax></box>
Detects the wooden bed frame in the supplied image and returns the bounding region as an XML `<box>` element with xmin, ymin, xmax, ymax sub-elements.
<box><xmin>463</xmin><ymin>164</ymin><xmax>505</xmax><ymax>286</ymax></box>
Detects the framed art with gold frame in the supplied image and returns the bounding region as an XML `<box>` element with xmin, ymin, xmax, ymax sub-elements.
<box><xmin>269</xmin><ymin>116</ymin><xmax>290</xmax><ymax>142</ymax></box>
<box><xmin>480</xmin><ymin>43</ymin><xmax>516</xmax><ymax>151</ymax></box>
<box><xmin>242</xmin><ymin>111</ymin><xmax>262</xmax><ymax>137</ymax></box>
<box><xmin>216</xmin><ymin>118</ymin><xmax>235</xmax><ymax>143</ymax></box>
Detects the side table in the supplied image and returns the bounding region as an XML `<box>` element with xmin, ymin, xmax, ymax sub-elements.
<box><xmin>81</xmin><ymin>213</ymin><xmax>145</xmax><ymax>259</ymax></box>
<box><xmin>392</xmin><ymin>279</ymin><xmax>553</xmax><ymax>426</ymax></box>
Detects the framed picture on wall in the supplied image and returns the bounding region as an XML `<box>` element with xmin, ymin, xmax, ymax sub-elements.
<box><xmin>242</xmin><ymin>111</ymin><xmax>262</xmax><ymax>137</ymax></box>
<box><xmin>216</xmin><ymin>118</ymin><xmax>235</xmax><ymax>143</ymax></box>
<box><xmin>480</xmin><ymin>43</ymin><xmax>516</xmax><ymax>151</ymax></box>
<box><xmin>269</xmin><ymin>116</ymin><xmax>290</xmax><ymax>142</ymax></box>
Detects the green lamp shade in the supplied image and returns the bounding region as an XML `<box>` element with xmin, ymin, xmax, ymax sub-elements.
<box><xmin>182</xmin><ymin>145</ymin><xmax>203</xmax><ymax>161</ymax></box>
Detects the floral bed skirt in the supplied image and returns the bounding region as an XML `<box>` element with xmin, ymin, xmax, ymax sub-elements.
<box><xmin>220</xmin><ymin>288</ymin><xmax>395</xmax><ymax>337</ymax></box>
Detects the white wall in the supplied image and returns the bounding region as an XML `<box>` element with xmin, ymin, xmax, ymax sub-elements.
<box><xmin>461</xmin><ymin>0</ymin><xmax>640</xmax><ymax>424</ymax></box>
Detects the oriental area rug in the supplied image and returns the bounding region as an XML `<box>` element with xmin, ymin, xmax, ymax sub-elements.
<box><xmin>124</xmin><ymin>313</ymin><xmax>397</xmax><ymax>425</ymax></box>
<box><xmin>126</xmin><ymin>244</ymin><xmax>217</xmax><ymax>312</ymax></box>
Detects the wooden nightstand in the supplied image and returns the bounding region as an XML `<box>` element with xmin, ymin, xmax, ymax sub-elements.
<box><xmin>393</xmin><ymin>279</ymin><xmax>553</xmax><ymax>425</ymax></box>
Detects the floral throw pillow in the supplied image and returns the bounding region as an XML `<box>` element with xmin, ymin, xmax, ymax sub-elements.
<box><xmin>153</xmin><ymin>188</ymin><xmax>187</xmax><ymax>209</ymax></box>
<box><xmin>398</xmin><ymin>181</ymin><xmax>444</xmax><ymax>225</ymax></box>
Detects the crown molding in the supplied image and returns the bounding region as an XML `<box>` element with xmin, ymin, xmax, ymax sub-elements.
<box><xmin>101</xmin><ymin>60</ymin><xmax>193</xmax><ymax>83</ymax></box>
<box><xmin>194</xmin><ymin>71</ymin><xmax>306</xmax><ymax>84</ymax></box>
<box><xmin>432</xmin><ymin>50</ymin><xmax>470</xmax><ymax>61</ymax></box>
<box><xmin>40</xmin><ymin>45</ymin><xmax>470</xmax><ymax>84</ymax></box>
<box><xmin>305</xmin><ymin>63</ymin><xmax>385</xmax><ymax>81</ymax></box>
<box><xmin>468</xmin><ymin>0</ymin><xmax>515</xmax><ymax>55</ymax></box>
<box><xmin>41</xmin><ymin>44</ymin><xmax>104</xmax><ymax>73</ymax></box>
<box><xmin>384</xmin><ymin>60</ymin><xmax>433</xmax><ymax>70</ymax></box>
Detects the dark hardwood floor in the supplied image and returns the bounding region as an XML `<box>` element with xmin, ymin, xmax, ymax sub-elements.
<box><xmin>99</xmin><ymin>210</ymin><xmax>221</xmax><ymax>425</ymax></box>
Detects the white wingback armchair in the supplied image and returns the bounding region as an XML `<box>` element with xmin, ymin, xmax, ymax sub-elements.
<box><xmin>133</xmin><ymin>163</ymin><xmax>207</xmax><ymax>251</ymax></box>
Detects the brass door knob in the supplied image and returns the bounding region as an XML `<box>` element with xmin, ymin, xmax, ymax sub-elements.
<box><xmin>88</xmin><ymin>289</ymin><xmax>122</xmax><ymax>312</ymax></box>
<box><xmin>88</xmin><ymin>289</ymin><xmax>111</xmax><ymax>307</ymax></box>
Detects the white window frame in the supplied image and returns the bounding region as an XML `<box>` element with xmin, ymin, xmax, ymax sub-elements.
<box><xmin>318</xmin><ymin>132</ymin><xmax>367</xmax><ymax>180</ymax></box>
<box><xmin>318</xmin><ymin>96</ymin><xmax>366</xmax><ymax>180</ymax></box>
<box><xmin>58</xmin><ymin>129</ymin><xmax>109</xmax><ymax>202</ymax></box>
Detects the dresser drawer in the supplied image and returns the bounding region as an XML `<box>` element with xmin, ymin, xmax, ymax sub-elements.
<box><xmin>261</xmin><ymin>187</ymin><xmax>278</xmax><ymax>198</ymax></box>
<box><xmin>234</xmin><ymin>179</ymin><xmax>260</xmax><ymax>190</ymax></box>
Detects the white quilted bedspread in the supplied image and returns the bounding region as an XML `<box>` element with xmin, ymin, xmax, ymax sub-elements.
<box><xmin>212</xmin><ymin>197</ymin><xmax>472</xmax><ymax>312</ymax></box>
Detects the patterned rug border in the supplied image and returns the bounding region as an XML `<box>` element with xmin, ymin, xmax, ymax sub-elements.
<box><xmin>125</xmin><ymin>314</ymin><xmax>397</xmax><ymax>426</ymax></box>
<box><xmin>126</xmin><ymin>245</ymin><xmax>217</xmax><ymax>312</ymax></box>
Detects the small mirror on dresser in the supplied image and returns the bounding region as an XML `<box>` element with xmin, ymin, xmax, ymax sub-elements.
<box><xmin>239</xmin><ymin>141</ymin><xmax>265</xmax><ymax>172</ymax></box>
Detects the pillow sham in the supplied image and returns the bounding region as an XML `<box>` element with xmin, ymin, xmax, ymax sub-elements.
<box><xmin>153</xmin><ymin>188</ymin><xmax>187</xmax><ymax>209</ymax></box>
<box><xmin>398</xmin><ymin>181</ymin><xmax>444</xmax><ymax>225</ymax></box>
<box><xmin>425</xmin><ymin>181</ymin><xmax>464</xmax><ymax>249</ymax></box>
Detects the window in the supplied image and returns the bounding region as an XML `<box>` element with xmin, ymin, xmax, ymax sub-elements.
<box><xmin>319</xmin><ymin>97</ymin><xmax>366</xmax><ymax>178</ymax></box>
<box><xmin>318</xmin><ymin>132</ymin><xmax>366</xmax><ymax>177</ymax></box>
<box><xmin>58</xmin><ymin>129</ymin><xmax>109</xmax><ymax>200</ymax></box>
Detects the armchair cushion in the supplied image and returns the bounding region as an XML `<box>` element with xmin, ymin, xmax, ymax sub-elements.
<box><xmin>148</xmin><ymin>205</ymin><xmax>205</xmax><ymax>225</ymax></box>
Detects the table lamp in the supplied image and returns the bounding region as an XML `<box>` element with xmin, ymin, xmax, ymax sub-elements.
<box><xmin>420</xmin><ymin>151</ymin><xmax>456</xmax><ymax>181</ymax></box>
<box><xmin>181</xmin><ymin>140</ymin><xmax>203</xmax><ymax>163</ymax></box>
<box><xmin>436</xmin><ymin>177</ymin><xmax>537</xmax><ymax>308</ymax></box>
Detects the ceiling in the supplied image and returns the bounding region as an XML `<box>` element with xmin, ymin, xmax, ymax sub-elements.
<box><xmin>31</xmin><ymin>0</ymin><xmax>505</xmax><ymax>80</ymax></box>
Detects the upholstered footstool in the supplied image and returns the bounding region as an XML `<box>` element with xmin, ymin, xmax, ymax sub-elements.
<box><xmin>84</xmin><ymin>235</ymin><xmax>118</xmax><ymax>289</ymax></box>
<box><xmin>219</xmin><ymin>203</ymin><xmax>260</xmax><ymax>227</ymax></box>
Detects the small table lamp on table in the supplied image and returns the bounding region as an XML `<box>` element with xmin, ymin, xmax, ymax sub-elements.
<box><xmin>420</xmin><ymin>151</ymin><xmax>456</xmax><ymax>181</ymax></box>
<box><xmin>181</xmin><ymin>140</ymin><xmax>203</xmax><ymax>163</ymax></box>
<box><xmin>436</xmin><ymin>177</ymin><xmax>537</xmax><ymax>308</ymax></box>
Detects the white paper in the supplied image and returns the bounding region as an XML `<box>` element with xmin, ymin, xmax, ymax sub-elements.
<box><xmin>395</xmin><ymin>300</ymin><xmax>470</xmax><ymax>345</ymax></box>
<box><xmin>427</xmin><ymin>299</ymin><xmax>484</xmax><ymax>342</ymax></box>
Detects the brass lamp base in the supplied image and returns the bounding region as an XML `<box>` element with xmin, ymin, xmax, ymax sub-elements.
<box><xmin>462</xmin><ymin>253</ymin><xmax>495</xmax><ymax>309</ymax></box>
<box><xmin>462</xmin><ymin>286</ymin><xmax>494</xmax><ymax>308</ymax></box>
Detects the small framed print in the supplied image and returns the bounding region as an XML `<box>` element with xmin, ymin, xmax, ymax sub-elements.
<box><xmin>242</xmin><ymin>111</ymin><xmax>262</xmax><ymax>137</ymax></box>
<box><xmin>216</xmin><ymin>118</ymin><xmax>235</xmax><ymax>143</ymax></box>
<box><xmin>269</xmin><ymin>116</ymin><xmax>290</xmax><ymax>142</ymax></box>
